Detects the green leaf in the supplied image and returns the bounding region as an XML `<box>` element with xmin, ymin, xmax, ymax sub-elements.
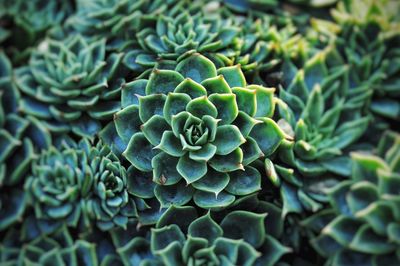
<box><xmin>217</xmin><ymin>65</ymin><xmax>246</xmax><ymax>88</ymax></box>
<box><xmin>242</xmin><ymin>137</ymin><xmax>264</xmax><ymax>165</ymax></box>
<box><xmin>356</xmin><ymin>201</ymin><xmax>394</xmax><ymax>236</ymax></box>
<box><xmin>124</xmin><ymin>133</ymin><xmax>158</xmax><ymax>172</ymax></box>
<box><xmin>221</xmin><ymin>211</ymin><xmax>267</xmax><ymax>248</ymax></box>
<box><xmin>194</xmin><ymin>191</ymin><xmax>235</xmax><ymax>210</ymax></box>
<box><xmin>121</xmin><ymin>79</ymin><xmax>147</xmax><ymax>107</ymax></box>
<box><xmin>155</xmin><ymin>182</ymin><xmax>194</xmax><ymax>208</ymax></box>
<box><xmin>157</xmin><ymin>205</ymin><xmax>198</xmax><ymax>233</ymax></box>
<box><xmin>151</xmin><ymin>224</ymin><xmax>185</xmax><ymax>252</ymax></box>
<box><xmin>225</xmin><ymin>166</ymin><xmax>261</xmax><ymax>196</ymax></box>
<box><xmin>209</xmin><ymin>148</ymin><xmax>244</xmax><ymax>172</ymax></box>
<box><xmin>176</xmin><ymin>54</ymin><xmax>217</xmax><ymax>83</ymax></box>
<box><xmin>186</xmin><ymin>96</ymin><xmax>218</xmax><ymax>118</ymax></box>
<box><xmin>349</xmin><ymin>224</ymin><xmax>396</xmax><ymax>254</ymax></box>
<box><xmin>214</xmin><ymin>238</ymin><xmax>240</xmax><ymax>263</ymax></box>
<box><xmin>146</xmin><ymin>69</ymin><xmax>184</xmax><ymax>95</ymax></box>
<box><xmin>256</xmin><ymin>235</ymin><xmax>291</xmax><ymax>266</ymax></box>
<box><xmin>177</xmin><ymin>154</ymin><xmax>207</xmax><ymax>184</ymax></box>
<box><xmin>182</xmin><ymin>236</ymin><xmax>208</xmax><ymax>263</ymax></box>
<box><xmin>322</xmin><ymin>216</ymin><xmax>363</xmax><ymax>246</ymax></box>
<box><xmin>233</xmin><ymin>111</ymin><xmax>261</xmax><ymax>138</ymax></box>
<box><xmin>138</xmin><ymin>94</ymin><xmax>166</xmax><ymax>123</ymax></box>
<box><xmin>155</xmin><ymin>131</ymin><xmax>185</xmax><ymax>157</ymax></box>
<box><xmin>201</xmin><ymin>75</ymin><xmax>232</xmax><ymax>94</ymax></box>
<box><xmin>114</xmin><ymin>105</ymin><xmax>141</xmax><ymax>143</ymax></box>
<box><xmin>249</xmin><ymin>85</ymin><xmax>275</xmax><ymax>118</ymax></box>
<box><xmin>213</xmin><ymin>125</ymin><xmax>245</xmax><ymax>155</ymax></box>
<box><xmin>189</xmin><ymin>143</ymin><xmax>217</xmax><ymax>162</ymax></box>
<box><xmin>250</xmin><ymin>118</ymin><xmax>284</xmax><ymax>157</ymax></box>
<box><xmin>174</xmin><ymin>78</ymin><xmax>207</xmax><ymax>98</ymax></box>
<box><xmin>141</xmin><ymin>115</ymin><xmax>169</xmax><ymax>146</ymax></box>
<box><xmin>188</xmin><ymin>212</ymin><xmax>223</xmax><ymax>243</ymax></box>
<box><xmin>346</xmin><ymin>181</ymin><xmax>379</xmax><ymax>214</ymax></box>
<box><xmin>192</xmin><ymin>169</ymin><xmax>230</xmax><ymax>196</ymax></box>
<box><xmin>209</xmin><ymin>93</ymin><xmax>239</xmax><ymax>124</ymax></box>
<box><xmin>152</xmin><ymin>152</ymin><xmax>183</xmax><ymax>185</ymax></box>
<box><xmin>163</xmin><ymin>93</ymin><xmax>191</xmax><ymax>124</ymax></box>
<box><xmin>232</xmin><ymin>87</ymin><xmax>257</xmax><ymax>117</ymax></box>
<box><xmin>171</xmin><ymin>111</ymin><xmax>190</xmax><ymax>138</ymax></box>
<box><xmin>155</xmin><ymin>241</ymin><xmax>184</xmax><ymax>266</ymax></box>
<box><xmin>126</xmin><ymin>167</ymin><xmax>155</xmax><ymax>199</ymax></box>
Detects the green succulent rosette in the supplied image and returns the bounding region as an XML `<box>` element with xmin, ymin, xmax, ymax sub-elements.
<box><xmin>311</xmin><ymin>0</ymin><xmax>400</xmax><ymax>128</ymax></box>
<box><xmin>16</xmin><ymin>35</ymin><xmax>125</xmax><ymax>137</ymax></box>
<box><xmin>66</xmin><ymin>0</ymin><xmax>202</xmax><ymax>51</ymax></box>
<box><xmin>0</xmin><ymin>225</ymin><xmax>99</xmax><ymax>266</ymax></box>
<box><xmin>111</xmin><ymin>53</ymin><xmax>285</xmax><ymax>209</ymax></box>
<box><xmin>150</xmin><ymin>205</ymin><xmax>289</xmax><ymax>266</ymax></box>
<box><xmin>0</xmin><ymin>0</ymin><xmax>73</xmax><ymax>64</ymax></box>
<box><xmin>268</xmin><ymin>51</ymin><xmax>370</xmax><ymax>215</ymax></box>
<box><xmin>24</xmin><ymin>138</ymin><xmax>138</xmax><ymax>233</ymax></box>
<box><xmin>123</xmin><ymin>9</ymin><xmax>240</xmax><ymax>73</ymax></box>
<box><xmin>303</xmin><ymin>131</ymin><xmax>400</xmax><ymax>265</ymax></box>
<box><xmin>0</xmin><ymin>52</ymin><xmax>50</xmax><ymax>231</ymax></box>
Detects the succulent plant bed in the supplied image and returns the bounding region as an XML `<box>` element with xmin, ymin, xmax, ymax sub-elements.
<box><xmin>0</xmin><ymin>0</ymin><xmax>399</xmax><ymax>265</ymax></box>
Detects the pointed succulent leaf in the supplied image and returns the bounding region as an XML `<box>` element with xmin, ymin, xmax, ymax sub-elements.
<box><xmin>201</xmin><ymin>75</ymin><xmax>231</xmax><ymax>94</ymax></box>
<box><xmin>192</xmin><ymin>169</ymin><xmax>230</xmax><ymax>196</ymax></box>
<box><xmin>225</xmin><ymin>166</ymin><xmax>261</xmax><ymax>196</ymax></box>
<box><xmin>155</xmin><ymin>182</ymin><xmax>194</xmax><ymax>208</ymax></box>
<box><xmin>145</xmin><ymin>69</ymin><xmax>184</xmax><ymax>95</ymax></box>
<box><xmin>177</xmin><ymin>154</ymin><xmax>207</xmax><ymax>184</ymax></box>
<box><xmin>232</xmin><ymin>87</ymin><xmax>257</xmax><ymax>117</ymax></box>
<box><xmin>121</xmin><ymin>79</ymin><xmax>147</xmax><ymax>107</ymax></box>
<box><xmin>221</xmin><ymin>211</ymin><xmax>266</xmax><ymax>248</ymax></box>
<box><xmin>114</xmin><ymin>105</ymin><xmax>141</xmax><ymax>144</ymax></box>
<box><xmin>163</xmin><ymin>93</ymin><xmax>191</xmax><ymax>123</ymax></box>
<box><xmin>249</xmin><ymin>118</ymin><xmax>284</xmax><ymax>156</ymax></box>
<box><xmin>141</xmin><ymin>115</ymin><xmax>169</xmax><ymax>146</ymax></box>
<box><xmin>151</xmin><ymin>224</ymin><xmax>185</xmax><ymax>252</ymax></box>
<box><xmin>217</xmin><ymin>65</ymin><xmax>246</xmax><ymax>88</ymax></box>
<box><xmin>155</xmin><ymin>131</ymin><xmax>185</xmax><ymax>157</ymax></box>
<box><xmin>186</xmin><ymin>96</ymin><xmax>218</xmax><ymax>118</ymax></box>
<box><xmin>176</xmin><ymin>54</ymin><xmax>217</xmax><ymax>83</ymax></box>
<box><xmin>152</xmin><ymin>152</ymin><xmax>183</xmax><ymax>185</ymax></box>
<box><xmin>209</xmin><ymin>93</ymin><xmax>239</xmax><ymax>124</ymax></box>
<box><xmin>193</xmin><ymin>191</ymin><xmax>235</xmax><ymax>210</ymax></box>
<box><xmin>124</xmin><ymin>133</ymin><xmax>158</xmax><ymax>172</ymax></box>
<box><xmin>213</xmin><ymin>125</ymin><xmax>245</xmax><ymax>155</ymax></box>
<box><xmin>138</xmin><ymin>94</ymin><xmax>167</xmax><ymax>123</ymax></box>
<box><xmin>188</xmin><ymin>212</ymin><xmax>223</xmax><ymax>243</ymax></box>
<box><xmin>174</xmin><ymin>78</ymin><xmax>207</xmax><ymax>98</ymax></box>
<box><xmin>209</xmin><ymin>148</ymin><xmax>244</xmax><ymax>172</ymax></box>
<box><xmin>156</xmin><ymin>205</ymin><xmax>198</xmax><ymax>233</ymax></box>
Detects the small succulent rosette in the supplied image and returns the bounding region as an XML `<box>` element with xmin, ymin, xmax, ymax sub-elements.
<box><xmin>16</xmin><ymin>34</ymin><xmax>125</xmax><ymax>138</ymax></box>
<box><xmin>113</xmin><ymin>197</ymin><xmax>289</xmax><ymax>266</ymax></box>
<box><xmin>24</xmin><ymin>138</ymin><xmax>138</xmax><ymax>233</ymax></box>
<box><xmin>123</xmin><ymin>9</ymin><xmax>240</xmax><ymax>73</ymax></box>
<box><xmin>268</xmin><ymin>51</ymin><xmax>370</xmax><ymax>215</ymax></box>
<box><xmin>0</xmin><ymin>52</ymin><xmax>50</xmax><ymax>231</ymax></box>
<box><xmin>109</xmin><ymin>53</ymin><xmax>285</xmax><ymax>210</ymax></box>
<box><xmin>0</xmin><ymin>0</ymin><xmax>73</xmax><ymax>64</ymax></box>
<box><xmin>0</xmin><ymin>224</ymin><xmax>99</xmax><ymax>266</ymax></box>
<box><xmin>303</xmin><ymin>130</ymin><xmax>400</xmax><ymax>265</ymax></box>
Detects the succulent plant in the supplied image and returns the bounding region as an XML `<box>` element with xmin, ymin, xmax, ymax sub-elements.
<box><xmin>0</xmin><ymin>52</ymin><xmax>51</xmax><ymax>231</ymax></box>
<box><xmin>152</xmin><ymin>205</ymin><xmax>289</xmax><ymax>266</ymax></box>
<box><xmin>0</xmin><ymin>0</ymin><xmax>74</xmax><ymax>64</ymax></box>
<box><xmin>66</xmin><ymin>0</ymin><xmax>203</xmax><ymax>51</ymax></box>
<box><xmin>267</xmin><ymin>50</ymin><xmax>370</xmax><ymax>215</ymax></box>
<box><xmin>16</xmin><ymin>35</ymin><xmax>126</xmax><ymax>137</ymax></box>
<box><xmin>24</xmin><ymin>138</ymin><xmax>138</xmax><ymax>233</ymax></box>
<box><xmin>123</xmin><ymin>9</ymin><xmax>240</xmax><ymax>73</ymax></box>
<box><xmin>111</xmin><ymin>53</ymin><xmax>284</xmax><ymax>209</ymax></box>
<box><xmin>311</xmin><ymin>0</ymin><xmax>400</xmax><ymax>127</ymax></box>
<box><xmin>302</xmin><ymin>130</ymin><xmax>400</xmax><ymax>265</ymax></box>
<box><xmin>0</xmin><ymin>225</ymin><xmax>99</xmax><ymax>266</ymax></box>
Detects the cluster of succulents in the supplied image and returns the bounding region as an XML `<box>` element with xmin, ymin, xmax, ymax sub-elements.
<box><xmin>1</xmin><ymin>0</ymin><xmax>399</xmax><ymax>265</ymax></box>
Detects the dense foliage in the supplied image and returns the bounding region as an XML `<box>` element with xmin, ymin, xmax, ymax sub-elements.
<box><xmin>0</xmin><ymin>0</ymin><xmax>399</xmax><ymax>265</ymax></box>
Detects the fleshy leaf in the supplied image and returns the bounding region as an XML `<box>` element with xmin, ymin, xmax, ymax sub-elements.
<box><xmin>124</xmin><ymin>133</ymin><xmax>158</xmax><ymax>172</ymax></box>
<box><xmin>249</xmin><ymin>118</ymin><xmax>284</xmax><ymax>156</ymax></box>
<box><xmin>177</xmin><ymin>154</ymin><xmax>207</xmax><ymax>184</ymax></box>
<box><xmin>145</xmin><ymin>69</ymin><xmax>184</xmax><ymax>95</ymax></box>
<box><xmin>176</xmin><ymin>54</ymin><xmax>217</xmax><ymax>83</ymax></box>
<box><xmin>225</xmin><ymin>166</ymin><xmax>261</xmax><ymax>196</ymax></box>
